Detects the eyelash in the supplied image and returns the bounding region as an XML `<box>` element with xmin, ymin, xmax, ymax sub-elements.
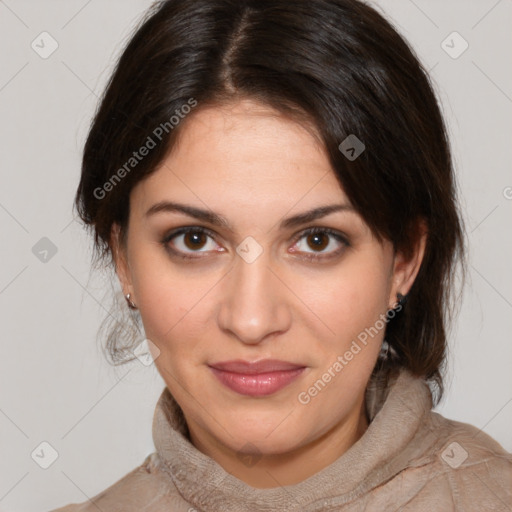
<box><xmin>161</xmin><ymin>226</ymin><xmax>350</xmax><ymax>262</ymax></box>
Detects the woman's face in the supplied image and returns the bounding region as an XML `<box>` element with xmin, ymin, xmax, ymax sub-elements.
<box><xmin>115</xmin><ymin>99</ymin><xmax>421</xmax><ymax>469</ymax></box>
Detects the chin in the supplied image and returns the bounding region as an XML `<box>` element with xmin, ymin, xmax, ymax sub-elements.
<box><xmin>215</xmin><ymin>408</ymin><xmax>309</xmax><ymax>453</ymax></box>
<box><xmin>228</xmin><ymin>428</ymin><xmax>304</xmax><ymax>456</ymax></box>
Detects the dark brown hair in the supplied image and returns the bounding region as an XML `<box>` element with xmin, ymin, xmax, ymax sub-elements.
<box><xmin>75</xmin><ymin>0</ymin><xmax>466</xmax><ymax>405</ymax></box>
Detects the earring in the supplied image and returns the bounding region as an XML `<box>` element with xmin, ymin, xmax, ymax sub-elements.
<box><xmin>380</xmin><ymin>339</ymin><xmax>391</xmax><ymax>359</ymax></box>
<box><xmin>396</xmin><ymin>292</ymin><xmax>408</xmax><ymax>307</ymax></box>
<box><xmin>125</xmin><ymin>293</ymin><xmax>137</xmax><ymax>310</ymax></box>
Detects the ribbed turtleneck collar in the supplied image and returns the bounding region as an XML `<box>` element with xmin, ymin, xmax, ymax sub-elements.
<box><xmin>152</xmin><ymin>369</ymin><xmax>433</xmax><ymax>511</ymax></box>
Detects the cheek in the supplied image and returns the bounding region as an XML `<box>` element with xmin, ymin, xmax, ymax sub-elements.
<box><xmin>129</xmin><ymin>249</ymin><xmax>218</xmax><ymax>359</ymax></box>
<box><xmin>292</xmin><ymin>258</ymin><xmax>391</xmax><ymax>345</ymax></box>
<box><xmin>292</xmin><ymin>263</ymin><xmax>390</xmax><ymax>419</ymax></box>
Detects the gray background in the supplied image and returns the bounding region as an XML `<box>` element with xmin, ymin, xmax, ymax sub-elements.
<box><xmin>0</xmin><ymin>1</ymin><xmax>511</xmax><ymax>510</ymax></box>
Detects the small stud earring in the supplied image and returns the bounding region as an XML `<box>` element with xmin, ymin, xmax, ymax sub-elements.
<box><xmin>396</xmin><ymin>292</ymin><xmax>408</xmax><ymax>307</ymax></box>
<box><xmin>125</xmin><ymin>293</ymin><xmax>137</xmax><ymax>310</ymax></box>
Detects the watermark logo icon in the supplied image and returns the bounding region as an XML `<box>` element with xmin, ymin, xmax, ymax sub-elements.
<box><xmin>339</xmin><ymin>134</ymin><xmax>365</xmax><ymax>161</ymax></box>
<box><xmin>31</xmin><ymin>441</ymin><xmax>59</xmax><ymax>469</ymax></box>
<box><xmin>133</xmin><ymin>338</ymin><xmax>160</xmax><ymax>366</ymax></box>
<box><xmin>236</xmin><ymin>442</ymin><xmax>262</xmax><ymax>467</ymax></box>
<box><xmin>236</xmin><ymin>236</ymin><xmax>263</xmax><ymax>264</ymax></box>
<box><xmin>31</xmin><ymin>31</ymin><xmax>59</xmax><ymax>59</ymax></box>
<box><xmin>441</xmin><ymin>32</ymin><xmax>469</xmax><ymax>59</ymax></box>
<box><xmin>32</xmin><ymin>237</ymin><xmax>58</xmax><ymax>263</ymax></box>
<box><xmin>441</xmin><ymin>441</ymin><xmax>468</xmax><ymax>468</ymax></box>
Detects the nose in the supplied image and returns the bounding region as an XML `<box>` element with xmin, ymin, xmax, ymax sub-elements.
<box><xmin>217</xmin><ymin>250</ymin><xmax>292</xmax><ymax>346</ymax></box>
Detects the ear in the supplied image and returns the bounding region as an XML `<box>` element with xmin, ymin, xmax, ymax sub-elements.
<box><xmin>388</xmin><ymin>218</ymin><xmax>428</xmax><ymax>309</ymax></box>
<box><xmin>110</xmin><ymin>223</ymin><xmax>135</xmax><ymax>300</ymax></box>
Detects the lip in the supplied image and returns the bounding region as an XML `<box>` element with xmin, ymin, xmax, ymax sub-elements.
<box><xmin>208</xmin><ymin>359</ymin><xmax>306</xmax><ymax>397</ymax></box>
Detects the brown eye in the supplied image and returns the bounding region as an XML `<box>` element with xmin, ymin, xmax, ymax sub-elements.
<box><xmin>162</xmin><ymin>227</ymin><xmax>220</xmax><ymax>259</ymax></box>
<box><xmin>291</xmin><ymin>227</ymin><xmax>349</xmax><ymax>261</ymax></box>
<box><xmin>305</xmin><ymin>232</ymin><xmax>330</xmax><ymax>251</ymax></box>
<box><xmin>183</xmin><ymin>231</ymin><xmax>208</xmax><ymax>250</ymax></box>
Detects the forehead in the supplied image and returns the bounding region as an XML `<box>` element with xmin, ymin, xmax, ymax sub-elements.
<box><xmin>132</xmin><ymin>99</ymin><xmax>350</xmax><ymax>210</ymax></box>
<box><xmin>175</xmin><ymin>100</ymin><xmax>326</xmax><ymax>170</ymax></box>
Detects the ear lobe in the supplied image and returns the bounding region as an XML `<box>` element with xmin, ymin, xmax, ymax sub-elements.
<box><xmin>389</xmin><ymin>218</ymin><xmax>428</xmax><ymax>308</ymax></box>
<box><xmin>110</xmin><ymin>223</ymin><xmax>133</xmax><ymax>294</ymax></box>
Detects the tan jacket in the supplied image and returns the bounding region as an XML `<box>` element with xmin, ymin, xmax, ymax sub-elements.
<box><xmin>50</xmin><ymin>370</ymin><xmax>512</xmax><ymax>511</ymax></box>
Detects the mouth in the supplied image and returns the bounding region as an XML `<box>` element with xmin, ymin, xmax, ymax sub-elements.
<box><xmin>208</xmin><ymin>359</ymin><xmax>306</xmax><ymax>397</ymax></box>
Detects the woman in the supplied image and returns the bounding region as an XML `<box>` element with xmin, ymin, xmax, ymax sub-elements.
<box><xmin>52</xmin><ymin>0</ymin><xmax>512</xmax><ymax>510</ymax></box>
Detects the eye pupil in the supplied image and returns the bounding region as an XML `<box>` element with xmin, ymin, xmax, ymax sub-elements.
<box><xmin>184</xmin><ymin>231</ymin><xmax>206</xmax><ymax>250</ymax></box>
<box><xmin>308</xmin><ymin>233</ymin><xmax>328</xmax><ymax>251</ymax></box>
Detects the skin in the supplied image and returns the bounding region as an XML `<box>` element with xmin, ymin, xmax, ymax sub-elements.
<box><xmin>112</xmin><ymin>99</ymin><xmax>426</xmax><ymax>488</ymax></box>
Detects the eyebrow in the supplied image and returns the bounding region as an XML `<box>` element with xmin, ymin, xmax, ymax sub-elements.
<box><xmin>145</xmin><ymin>200</ymin><xmax>356</xmax><ymax>231</ymax></box>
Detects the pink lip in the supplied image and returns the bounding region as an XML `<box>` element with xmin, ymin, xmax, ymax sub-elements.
<box><xmin>208</xmin><ymin>359</ymin><xmax>306</xmax><ymax>397</ymax></box>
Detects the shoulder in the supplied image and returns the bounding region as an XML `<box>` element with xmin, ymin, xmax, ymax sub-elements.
<box><xmin>407</xmin><ymin>410</ymin><xmax>512</xmax><ymax>508</ymax></box>
<box><xmin>48</xmin><ymin>453</ymin><xmax>192</xmax><ymax>512</ymax></box>
<box><xmin>428</xmin><ymin>410</ymin><xmax>511</xmax><ymax>466</ymax></box>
